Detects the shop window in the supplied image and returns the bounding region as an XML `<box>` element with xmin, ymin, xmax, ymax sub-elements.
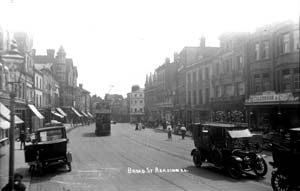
<box><xmin>294</xmin><ymin>68</ymin><xmax>300</xmax><ymax>90</ymax></box>
<box><xmin>262</xmin><ymin>73</ymin><xmax>271</xmax><ymax>91</ymax></box>
<box><xmin>282</xmin><ymin>69</ymin><xmax>291</xmax><ymax>92</ymax></box>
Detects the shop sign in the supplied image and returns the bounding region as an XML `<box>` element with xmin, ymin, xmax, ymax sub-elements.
<box><xmin>246</xmin><ymin>91</ymin><xmax>299</xmax><ymax>103</ymax></box>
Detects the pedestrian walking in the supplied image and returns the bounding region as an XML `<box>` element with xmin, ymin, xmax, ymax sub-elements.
<box><xmin>135</xmin><ymin>122</ymin><xmax>138</xmax><ymax>130</ymax></box>
<box><xmin>180</xmin><ymin>124</ymin><xmax>187</xmax><ymax>139</ymax></box>
<box><xmin>138</xmin><ymin>122</ymin><xmax>142</xmax><ymax>130</ymax></box>
<box><xmin>167</xmin><ymin>122</ymin><xmax>172</xmax><ymax>140</ymax></box>
<box><xmin>1</xmin><ymin>173</ymin><xmax>26</xmax><ymax>191</ymax></box>
<box><xmin>19</xmin><ymin>130</ymin><xmax>26</xmax><ymax>150</ymax></box>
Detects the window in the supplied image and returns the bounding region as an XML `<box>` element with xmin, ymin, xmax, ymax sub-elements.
<box><xmin>193</xmin><ymin>90</ymin><xmax>197</xmax><ymax>105</ymax></box>
<box><xmin>293</xmin><ymin>68</ymin><xmax>300</xmax><ymax>90</ymax></box>
<box><xmin>255</xmin><ymin>43</ymin><xmax>260</xmax><ymax>60</ymax></box>
<box><xmin>262</xmin><ymin>41</ymin><xmax>269</xmax><ymax>59</ymax></box>
<box><xmin>237</xmin><ymin>56</ymin><xmax>243</xmax><ymax>70</ymax></box>
<box><xmin>283</xmin><ymin>33</ymin><xmax>290</xmax><ymax>53</ymax></box>
<box><xmin>187</xmin><ymin>73</ymin><xmax>191</xmax><ymax>89</ymax></box>
<box><xmin>192</xmin><ymin>71</ymin><xmax>196</xmax><ymax>83</ymax></box>
<box><xmin>215</xmin><ymin>64</ymin><xmax>219</xmax><ymax>74</ymax></box>
<box><xmin>262</xmin><ymin>73</ymin><xmax>271</xmax><ymax>91</ymax></box>
<box><xmin>198</xmin><ymin>69</ymin><xmax>202</xmax><ymax>81</ymax></box>
<box><xmin>282</xmin><ymin>69</ymin><xmax>291</xmax><ymax>92</ymax></box>
<box><xmin>254</xmin><ymin>74</ymin><xmax>261</xmax><ymax>93</ymax></box>
<box><xmin>134</xmin><ymin>108</ymin><xmax>137</xmax><ymax>112</ymax></box>
<box><xmin>205</xmin><ymin>88</ymin><xmax>209</xmax><ymax>103</ymax></box>
<box><xmin>216</xmin><ymin>86</ymin><xmax>222</xmax><ymax>97</ymax></box>
<box><xmin>294</xmin><ymin>30</ymin><xmax>299</xmax><ymax>51</ymax></box>
<box><xmin>205</xmin><ymin>67</ymin><xmax>209</xmax><ymax>80</ymax></box>
<box><xmin>224</xmin><ymin>84</ymin><xmax>234</xmax><ymax>96</ymax></box>
<box><xmin>188</xmin><ymin>91</ymin><xmax>191</xmax><ymax>105</ymax></box>
<box><xmin>237</xmin><ymin>82</ymin><xmax>245</xmax><ymax>96</ymax></box>
<box><xmin>140</xmin><ymin>100</ymin><xmax>143</xmax><ymax>104</ymax></box>
<box><xmin>198</xmin><ymin>89</ymin><xmax>203</xmax><ymax>104</ymax></box>
<box><xmin>139</xmin><ymin>108</ymin><xmax>143</xmax><ymax>112</ymax></box>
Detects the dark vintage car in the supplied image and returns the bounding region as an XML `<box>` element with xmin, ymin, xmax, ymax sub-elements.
<box><xmin>269</xmin><ymin>127</ymin><xmax>300</xmax><ymax>191</ymax></box>
<box><xmin>24</xmin><ymin>125</ymin><xmax>72</xmax><ymax>174</ymax></box>
<box><xmin>191</xmin><ymin>122</ymin><xmax>267</xmax><ymax>179</ymax></box>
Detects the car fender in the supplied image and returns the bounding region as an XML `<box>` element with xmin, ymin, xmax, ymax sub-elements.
<box><xmin>191</xmin><ymin>149</ymin><xmax>198</xmax><ymax>156</ymax></box>
<box><xmin>227</xmin><ymin>155</ymin><xmax>243</xmax><ymax>163</ymax></box>
<box><xmin>66</xmin><ymin>151</ymin><xmax>72</xmax><ymax>163</ymax></box>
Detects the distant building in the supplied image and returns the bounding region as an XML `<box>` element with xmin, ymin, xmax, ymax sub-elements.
<box><xmin>128</xmin><ymin>85</ymin><xmax>144</xmax><ymax>123</ymax></box>
<box><xmin>105</xmin><ymin>94</ymin><xmax>128</xmax><ymax>122</ymax></box>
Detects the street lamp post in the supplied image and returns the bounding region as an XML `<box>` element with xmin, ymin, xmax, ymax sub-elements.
<box><xmin>1</xmin><ymin>38</ymin><xmax>24</xmax><ymax>190</ymax></box>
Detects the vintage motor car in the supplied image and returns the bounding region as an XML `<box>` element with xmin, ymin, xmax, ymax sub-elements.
<box><xmin>24</xmin><ymin>125</ymin><xmax>72</xmax><ymax>174</ymax></box>
<box><xmin>191</xmin><ymin>122</ymin><xmax>267</xmax><ymax>179</ymax></box>
<box><xmin>269</xmin><ymin>127</ymin><xmax>300</xmax><ymax>191</ymax></box>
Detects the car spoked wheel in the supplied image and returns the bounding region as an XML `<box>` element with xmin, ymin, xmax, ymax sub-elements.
<box><xmin>193</xmin><ymin>153</ymin><xmax>202</xmax><ymax>167</ymax></box>
<box><xmin>227</xmin><ymin>162</ymin><xmax>242</xmax><ymax>179</ymax></box>
<box><xmin>253</xmin><ymin>158</ymin><xmax>268</xmax><ymax>177</ymax></box>
<box><xmin>271</xmin><ymin>171</ymin><xmax>290</xmax><ymax>191</ymax></box>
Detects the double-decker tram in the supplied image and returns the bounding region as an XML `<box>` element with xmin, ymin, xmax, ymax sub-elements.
<box><xmin>95</xmin><ymin>102</ymin><xmax>111</xmax><ymax>136</ymax></box>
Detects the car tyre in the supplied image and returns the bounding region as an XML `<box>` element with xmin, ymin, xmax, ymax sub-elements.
<box><xmin>193</xmin><ymin>153</ymin><xmax>202</xmax><ymax>167</ymax></box>
<box><xmin>271</xmin><ymin>170</ymin><xmax>290</xmax><ymax>191</ymax></box>
<box><xmin>253</xmin><ymin>158</ymin><xmax>268</xmax><ymax>177</ymax></box>
<box><xmin>227</xmin><ymin>162</ymin><xmax>242</xmax><ymax>179</ymax></box>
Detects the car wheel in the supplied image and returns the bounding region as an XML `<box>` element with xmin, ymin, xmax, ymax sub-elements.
<box><xmin>253</xmin><ymin>158</ymin><xmax>268</xmax><ymax>177</ymax></box>
<box><xmin>193</xmin><ymin>153</ymin><xmax>202</xmax><ymax>167</ymax></box>
<box><xmin>271</xmin><ymin>171</ymin><xmax>290</xmax><ymax>191</ymax></box>
<box><xmin>227</xmin><ymin>162</ymin><xmax>242</xmax><ymax>179</ymax></box>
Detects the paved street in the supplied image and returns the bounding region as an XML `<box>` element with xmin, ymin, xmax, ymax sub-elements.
<box><xmin>2</xmin><ymin>123</ymin><xmax>273</xmax><ymax>191</ymax></box>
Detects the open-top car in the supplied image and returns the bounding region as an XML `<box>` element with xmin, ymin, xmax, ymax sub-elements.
<box><xmin>24</xmin><ymin>125</ymin><xmax>72</xmax><ymax>175</ymax></box>
<box><xmin>269</xmin><ymin>127</ymin><xmax>300</xmax><ymax>191</ymax></box>
<box><xmin>191</xmin><ymin>122</ymin><xmax>267</xmax><ymax>179</ymax></box>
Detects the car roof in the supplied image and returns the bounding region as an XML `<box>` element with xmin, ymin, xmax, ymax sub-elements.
<box><xmin>37</xmin><ymin>126</ymin><xmax>66</xmax><ymax>132</ymax></box>
<box><xmin>198</xmin><ymin>122</ymin><xmax>248</xmax><ymax>128</ymax></box>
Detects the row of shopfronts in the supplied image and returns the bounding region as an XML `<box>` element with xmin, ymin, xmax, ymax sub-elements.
<box><xmin>0</xmin><ymin>101</ymin><xmax>94</xmax><ymax>147</ymax></box>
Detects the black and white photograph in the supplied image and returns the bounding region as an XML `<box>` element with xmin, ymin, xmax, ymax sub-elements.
<box><xmin>0</xmin><ymin>0</ymin><xmax>299</xmax><ymax>190</ymax></box>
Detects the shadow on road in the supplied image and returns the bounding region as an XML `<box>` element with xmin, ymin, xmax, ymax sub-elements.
<box><xmin>81</xmin><ymin>132</ymin><xmax>97</xmax><ymax>137</ymax></box>
<box><xmin>185</xmin><ymin>165</ymin><xmax>266</xmax><ymax>183</ymax></box>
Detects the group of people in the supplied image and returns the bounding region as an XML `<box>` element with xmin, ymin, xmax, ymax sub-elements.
<box><xmin>135</xmin><ymin>122</ymin><xmax>145</xmax><ymax>130</ymax></box>
<box><xmin>166</xmin><ymin>122</ymin><xmax>187</xmax><ymax>140</ymax></box>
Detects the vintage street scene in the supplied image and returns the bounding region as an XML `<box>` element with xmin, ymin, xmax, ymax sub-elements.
<box><xmin>0</xmin><ymin>0</ymin><xmax>299</xmax><ymax>190</ymax></box>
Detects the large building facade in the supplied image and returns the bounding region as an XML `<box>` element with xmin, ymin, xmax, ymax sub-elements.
<box><xmin>128</xmin><ymin>85</ymin><xmax>145</xmax><ymax>123</ymax></box>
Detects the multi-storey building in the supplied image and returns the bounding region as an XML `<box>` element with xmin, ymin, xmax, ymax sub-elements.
<box><xmin>245</xmin><ymin>21</ymin><xmax>300</xmax><ymax>132</ymax></box>
<box><xmin>104</xmin><ymin>94</ymin><xmax>128</xmax><ymax>122</ymax></box>
<box><xmin>145</xmin><ymin>58</ymin><xmax>178</xmax><ymax>124</ymax></box>
<box><xmin>128</xmin><ymin>85</ymin><xmax>144</xmax><ymax>123</ymax></box>
<box><xmin>76</xmin><ymin>84</ymin><xmax>91</xmax><ymax>119</ymax></box>
<box><xmin>183</xmin><ymin>37</ymin><xmax>219</xmax><ymax>125</ymax></box>
<box><xmin>210</xmin><ymin>32</ymin><xmax>249</xmax><ymax>123</ymax></box>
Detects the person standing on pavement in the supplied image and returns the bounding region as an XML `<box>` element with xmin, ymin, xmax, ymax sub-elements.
<box><xmin>167</xmin><ymin>122</ymin><xmax>172</xmax><ymax>140</ymax></box>
<box><xmin>180</xmin><ymin>124</ymin><xmax>187</xmax><ymax>139</ymax></box>
<box><xmin>19</xmin><ymin>130</ymin><xmax>26</xmax><ymax>150</ymax></box>
<box><xmin>1</xmin><ymin>173</ymin><xmax>26</xmax><ymax>191</ymax></box>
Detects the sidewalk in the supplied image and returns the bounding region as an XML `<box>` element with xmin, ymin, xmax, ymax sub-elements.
<box><xmin>0</xmin><ymin>123</ymin><xmax>80</xmax><ymax>190</ymax></box>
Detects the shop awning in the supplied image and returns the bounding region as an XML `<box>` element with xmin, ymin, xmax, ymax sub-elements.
<box><xmin>28</xmin><ymin>104</ymin><xmax>44</xmax><ymax>119</ymax></box>
<box><xmin>87</xmin><ymin>111</ymin><xmax>94</xmax><ymax>118</ymax></box>
<box><xmin>0</xmin><ymin>102</ymin><xmax>24</xmax><ymax>129</ymax></box>
<box><xmin>51</xmin><ymin>111</ymin><xmax>64</xmax><ymax>118</ymax></box>
<box><xmin>56</xmin><ymin>107</ymin><xmax>67</xmax><ymax>117</ymax></box>
<box><xmin>81</xmin><ymin>111</ymin><xmax>89</xmax><ymax>118</ymax></box>
<box><xmin>71</xmin><ymin>107</ymin><xmax>83</xmax><ymax>117</ymax></box>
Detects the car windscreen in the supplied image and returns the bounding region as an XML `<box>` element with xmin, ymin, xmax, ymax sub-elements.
<box><xmin>227</xmin><ymin>129</ymin><xmax>252</xmax><ymax>138</ymax></box>
<box><xmin>39</xmin><ymin>129</ymin><xmax>63</xmax><ymax>142</ymax></box>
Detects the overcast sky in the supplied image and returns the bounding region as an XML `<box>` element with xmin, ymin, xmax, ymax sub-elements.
<box><xmin>0</xmin><ymin>0</ymin><xmax>299</xmax><ymax>98</ymax></box>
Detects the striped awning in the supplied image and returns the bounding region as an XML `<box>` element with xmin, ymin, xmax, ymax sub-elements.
<box><xmin>81</xmin><ymin>111</ymin><xmax>89</xmax><ymax>118</ymax></box>
<box><xmin>87</xmin><ymin>111</ymin><xmax>94</xmax><ymax>118</ymax></box>
<box><xmin>28</xmin><ymin>104</ymin><xmax>44</xmax><ymax>119</ymax></box>
<box><xmin>51</xmin><ymin>111</ymin><xmax>64</xmax><ymax>118</ymax></box>
<box><xmin>56</xmin><ymin>107</ymin><xmax>67</xmax><ymax>117</ymax></box>
<box><xmin>0</xmin><ymin>102</ymin><xmax>24</xmax><ymax>129</ymax></box>
<box><xmin>71</xmin><ymin>107</ymin><xmax>83</xmax><ymax>117</ymax></box>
